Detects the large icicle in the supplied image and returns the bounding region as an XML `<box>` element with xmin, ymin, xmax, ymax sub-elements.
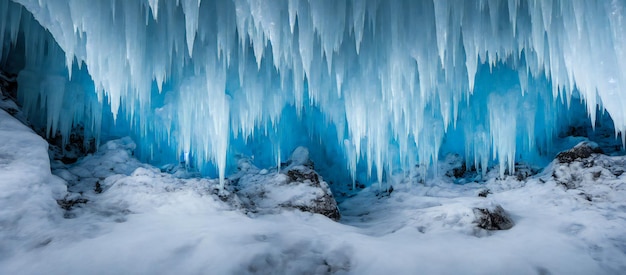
<box><xmin>2</xmin><ymin>0</ymin><xmax>625</xmax><ymax>185</ymax></box>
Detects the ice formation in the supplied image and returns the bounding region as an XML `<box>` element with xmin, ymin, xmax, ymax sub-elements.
<box><xmin>1</xmin><ymin>0</ymin><xmax>625</xmax><ymax>186</ymax></box>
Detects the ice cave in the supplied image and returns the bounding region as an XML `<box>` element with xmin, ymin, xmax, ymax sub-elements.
<box><xmin>1</xmin><ymin>0</ymin><xmax>626</xmax><ymax>274</ymax></box>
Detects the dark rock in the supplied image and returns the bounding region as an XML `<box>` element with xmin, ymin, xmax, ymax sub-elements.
<box><xmin>282</xmin><ymin>166</ymin><xmax>340</xmax><ymax>221</ymax></box>
<box><xmin>287</xmin><ymin>168</ymin><xmax>319</xmax><ymax>184</ymax></box>
<box><xmin>56</xmin><ymin>197</ymin><xmax>89</xmax><ymax>211</ymax></box>
<box><xmin>478</xmin><ymin>189</ymin><xmax>491</xmax><ymax>198</ymax></box>
<box><xmin>211</xmin><ymin>186</ymin><xmax>244</xmax><ymax>209</ymax></box>
<box><xmin>514</xmin><ymin>163</ymin><xmax>539</xmax><ymax>181</ymax></box>
<box><xmin>446</xmin><ymin>162</ymin><xmax>467</xmax><ymax>178</ymax></box>
<box><xmin>94</xmin><ymin>181</ymin><xmax>103</xmax><ymax>194</ymax></box>
<box><xmin>287</xmin><ymin>199</ymin><xmax>340</xmax><ymax>221</ymax></box>
<box><xmin>556</xmin><ymin>174</ymin><xmax>580</xmax><ymax>189</ymax></box>
<box><xmin>47</xmin><ymin>125</ymin><xmax>96</xmax><ymax>164</ymax></box>
<box><xmin>592</xmin><ymin>171</ymin><xmax>602</xmax><ymax>180</ymax></box>
<box><xmin>556</xmin><ymin>142</ymin><xmax>603</xmax><ymax>164</ymax></box>
<box><xmin>443</xmin><ymin>154</ymin><xmax>481</xmax><ymax>183</ymax></box>
<box><xmin>376</xmin><ymin>185</ymin><xmax>394</xmax><ymax>198</ymax></box>
<box><xmin>473</xmin><ymin>205</ymin><xmax>514</xmax><ymax>230</ymax></box>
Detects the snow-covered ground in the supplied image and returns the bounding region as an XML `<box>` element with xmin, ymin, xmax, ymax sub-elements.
<box><xmin>1</xmin><ymin>103</ymin><xmax>626</xmax><ymax>274</ymax></box>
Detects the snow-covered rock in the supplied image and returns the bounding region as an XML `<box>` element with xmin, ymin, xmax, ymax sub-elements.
<box><xmin>233</xmin><ymin>147</ymin><xmax>340</xmax><ymax>221</ymax></box>
<box><xmin>473</xmin><ymin>204</ymin><xmax>514</xmax><ymax>231</ymax></box>
<box><xmin>50</xmin><ymin>138</ymin><xmax>242</xmax><ymax>221</ymax></box>
<box><xmin>556</xmin><ymin>141</ymin><xmax>603</xmax><ymax>164</ymax></box>
<box><xmin>550</xmin><ymin>141</ymin><xmax>626</xmax><ymax>191</ymax></box>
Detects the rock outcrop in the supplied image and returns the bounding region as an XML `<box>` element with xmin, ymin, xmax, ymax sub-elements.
<box><xmin>473</xmin><ymin>204</ymin><xmax>514</xmax><ymax>230</ymax></box>
<box><xmin>556</xmin><ymin>141</ymin><xmax>603</xmax><ymax>164</ymax></box>
<box><xmin>232</xmin><ymin>147</ymin><xmax>341</xmax><ymax>221</ymax></box>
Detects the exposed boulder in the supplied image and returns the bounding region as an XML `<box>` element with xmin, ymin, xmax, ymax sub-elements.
<box><xmin>233</xmin><ymin>147</ymin><xmax>341</xmax><ymax>221</ymax></box>
<box><xmin>473</xmin><ymin>204</ymin><xmax>514</xmax><ymax>230</ymax></box>
<box><xmin>477</xmin><ymin>188</ymin><xmax>491</xmax><ymax>198</ymax></box>
<box><xmin>551</xmin><ymin>142</ymin><xmax>625</xmax><ymax>190</ymax></box>
<box><xmin>556</xmin><ymin>141</ymin><xmax>603</xmax><ymax>164</ymax></box>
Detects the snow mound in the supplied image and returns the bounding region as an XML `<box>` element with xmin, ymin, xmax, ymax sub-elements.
<box><xmin>0</xmin><ymin>108</ymin><xmax>66</xmax><ymax>259</ymax></box>
<box><xmin>51</xmin><ymin>138</ymin><xmax>240</xmax><ymax>223</ymax></box>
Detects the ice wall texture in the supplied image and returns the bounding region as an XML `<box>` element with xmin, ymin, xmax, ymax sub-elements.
<box><xmin>1</xmin><ymin>0</ymin><xmax>625</xmax><ymax>186</ymax></box>
<box><xmin>0</xmin><ymin>1</ymin><xmax>102</xmax><ymax>151</ymax></box>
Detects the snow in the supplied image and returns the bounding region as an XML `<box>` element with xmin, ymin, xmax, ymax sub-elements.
<box><xmin>1</xmin><ymin>101</ymin><xmax>626</xmax><ymax>273</ymax></box>
<box><xmin>1</xmin><ymin>2</ymin><xmax>626</xmax><ymax>272</ymax></box>
<box><xmin>0</xmin><ymin>108</ymin><xmax>66</xmax><ymax>259</ymax></box>
<box><xmin>1</xmin><ymin>0</ymin><xmax>625</xmax><ymax>185</ymax></box>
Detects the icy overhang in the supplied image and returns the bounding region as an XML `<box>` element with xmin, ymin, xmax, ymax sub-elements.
<box><xmin>1</xmin><ymin>0</ymin><xmax>625</xmax><ymax>186</ymax></box>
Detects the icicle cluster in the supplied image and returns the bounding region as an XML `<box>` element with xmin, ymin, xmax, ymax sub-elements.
<box><xmin>2</xmin><ymin>0</ymin><xmax>625</xmax><ymax>186</ymax></box>
<box><xmin>1</xmin><ymin>1</ymin><xmax>101</xmax><ymax>149</ymax></box>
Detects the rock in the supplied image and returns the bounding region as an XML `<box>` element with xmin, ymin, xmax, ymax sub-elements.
<box><xmin>94</xmin><ymin>181</ymin><xmax>103</xmax><ymax>194</ymax></box>
<box><xmin>233</xmin><ymin>147</ymin><xmax>340</xmax><ymax>221</ymax></box>
<box><xmin>375</xmin><ymin>185</ymin><xmax>394</xmax><ymax>198</ymax></box>
<box><xmin>448</xmin><ymin>163</ymin><xmax>468</xmax><ymax>178</ymax></box>
<box><xmin>552</xmin><ymin>142</ymin><xmax>617</xmax><ymax>190</ymax></box>
<box><xmin>556</xmin><ymin>141</ymin><xmax>603</xmax><ymax>164</ymax></box>
<box><xmin>47</xmin><ymin>125</ymin><xmax>96</xmax><ymax>164</ymax></box>
<box><xmin>56</xmin><ymin>196</ymin><xmax>89</xmax><ymax>214</ymax></box>
<box><xmin>514</xmin><ymin>163</ymin><xmax>539</xmax><ymax>181</ymax></box>
<box><xmin>477</xmin><ymin>189</ymin><xmax>491</xmax><ymax>198</ymax></box>
<box><xmin>473</xmin><ymin>204</ymin><xmax>514</xmax><ymax>230</ymax></box>
<box><xmin>286</xmin><ymin>167</ymin><xmax>319</xmax><ymax>183</ymax></box>
<box><xmin>443</xmin><ymin>154</ymin><xmax>480</xmax><ymax>183</ymax></box>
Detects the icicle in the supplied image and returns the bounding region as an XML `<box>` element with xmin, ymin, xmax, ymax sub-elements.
<box><xmin>2</xmin><ymin>0</ymin><xmax>625</xmax><ymax>187</ymax></box>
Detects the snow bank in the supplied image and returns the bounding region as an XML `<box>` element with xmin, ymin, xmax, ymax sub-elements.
<box><xmin>0</xmin><ymin>108</ymin><xmax>66</xmax><ymax>259</ymax></box>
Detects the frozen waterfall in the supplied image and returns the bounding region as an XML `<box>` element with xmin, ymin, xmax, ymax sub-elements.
<box><xmin>1</xmin><ymin>0</ymin><xmax>625</xmax><ymax>187</ymax></box>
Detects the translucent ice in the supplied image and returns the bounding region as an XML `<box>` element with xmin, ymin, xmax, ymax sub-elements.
<box><xmin>1</xmin><ymin>0</ymin><xmax>625</xmax><ymax>185</ymax></box>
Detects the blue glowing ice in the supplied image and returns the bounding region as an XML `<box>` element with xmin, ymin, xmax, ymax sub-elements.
<box><xmin>1</xmin><ymin>0</ymin><xmax>625</xmax><ymax>187</ymax></box>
